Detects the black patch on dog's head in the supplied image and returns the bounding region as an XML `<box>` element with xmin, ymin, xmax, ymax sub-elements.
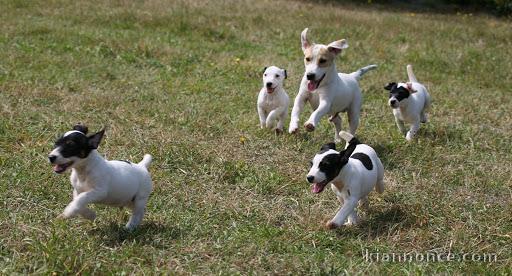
<box><xmin>284</xmin><ymin>69</ymin><xmax>287</xmax><ymax>79</ymax></box>
<box><xmin>385</xmin><ymin>82</ymin><xmax>410</xmax><ymax>102</ymax></box>
<box><xmin>262</xmin><ymin>66</ymin><xmax>268</xmax><ymax>74</ymax></box>
<box><xmin>54</xmin><ymin>127</ymin><xmax>105</xmax><ymax>159</ymax></box>
<box><xmin>319</xmin><ymin>142</ymin><xmax>336</xmax><ymax>153</ymax></box>
<box><xmin>350</xmin><ymin>152</ymin><xmax>373</xmax><ymax>170</ymax></box>
<box><xmin>314</xmin><ymin>139</ymin><xmax>361</xmax><ymax>183</ymax></box>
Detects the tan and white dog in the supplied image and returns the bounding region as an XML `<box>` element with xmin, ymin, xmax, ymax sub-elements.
<box><xmin>289</xmin><ymin>28</ymin><xmax>377</xmax><ymax>142</ymax></box>
<box><xmin>384</xmin><ymin>64</ymin><xmax>431</xmax><ymax>141</ymax></box>
<box><xmin>257</xmin><ymin>66</ymin><xmax>289</xmax><ymax>134</ymax></box>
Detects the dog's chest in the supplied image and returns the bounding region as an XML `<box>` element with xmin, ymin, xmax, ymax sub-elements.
<box><xmin>260</xmin><ymin>94</ymin><xmax>282</xmax><ymax>111</ymax></box>
<box><xmin>70</xmin><ymin>171</ymin><xmax>96</xmax><ymax>193</ymax></box>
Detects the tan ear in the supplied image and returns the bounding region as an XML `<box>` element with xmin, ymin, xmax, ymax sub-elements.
<box><xmin>327</xmin><ymin>39</ymin><xmax>348</xmax><ymax>55</ymax></box>
<box><xmin>301</xmin><ymin>28</ymin><xmax>311</xmax><ymax>52</ymax></box>
<box><xmin>406</xmin><ymin>82</ymin><xmax>417</xmax><ymax>93</ymax></box>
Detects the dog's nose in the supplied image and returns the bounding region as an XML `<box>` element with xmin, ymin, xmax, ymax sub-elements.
<box><xmin>390</xmin><ymin>99</ymin><xmax>397</xmax><ymax>105</ymax></box>
<box><xmin>306</xmin><ymin>73</ymin><xmax>315</xmax><ymax>81</ymax></box>
<box><xmin>306</xmin><ymin>175</ymin><xmax>315</xmax><ymax>183</ymax></box>
<box><xmin>266</xmin><ymin>82</ymin><xmax>272</xmax><ymax>88</ymax></box>
<box><xmin>48</xmin><ymin>155</ymin><xmax>57</xmax><ymax>163</ymax></box>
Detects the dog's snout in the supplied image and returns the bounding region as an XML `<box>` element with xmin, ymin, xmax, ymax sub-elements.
<box><xmin>306</xmin><ymin>73</ymin><xmax>315</xmax><ymax>81</ymax></box>
<box><xmin>390</xmin><ymin>99</ymin><xmax>397</xmax><ymax>105</ymax></box>
<box><xmin>48</xmin><ymin>155</ymin><xmax>57</xmax><ymax>163</ymax></box>
<box><xmin>306</xmin><ymin>175</ymin><xmax>315</xmax><ymax>183</ymax></box>
<box><xmin>266</xmin><ymin>82</ymin><xmax>272</xmax><ymax>88</ymax></box>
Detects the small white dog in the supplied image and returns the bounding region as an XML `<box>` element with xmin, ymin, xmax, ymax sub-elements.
<box><xmin>289</xmin><ymin>28</ymin><xmax>377</xmax><ymax>142</ymax></box>
<box><xmin>384</xmin><ymin>64</ymin><xmax>431</xmax><ymax>141</ymax></box>
<box><xmin>306</xmin><ymin>131</ymin><xmax>384</xmax><ymax>229</ymax></box>
<box><xmin>257</xmin><ymin>66</ymin><xmax>290</xmax><ymax>134</ymax></box>
<box><xmin>48</xmin><ymin>124</ymin><xmax>153</xmax><ymax>230</ymax></box>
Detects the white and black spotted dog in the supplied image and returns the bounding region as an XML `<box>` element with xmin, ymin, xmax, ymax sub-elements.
<box><xmin>48</xmin><ymin>124</ymin><xmax>153</xmax><ymax>230</ymax></box>
<box><xmin>257</xmin><ymin>66</ymin><xmax>290</xmax><ymax>134</ymax></box>
<box><xmin>385</xmin><ymin>64</ymin><xmax>431</xmax><ymax>141</ymax></box>
<box><xmin>306</xmin><ymin>131</ymin><xmax>384</xmax><ymax>229</ymax></box>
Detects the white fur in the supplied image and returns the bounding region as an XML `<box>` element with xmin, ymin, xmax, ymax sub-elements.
<box><xmin>50</xmin><ymin>147</ymin><xmax>152</xmax><ymax>230</ymax></box>
<box><xmin>389</xmin><ymin>65</ymin><xmax>431</xmax><ymax>141</ymax></box>
<box><xmin>257</xmin><ymin>66</ymin><xmax>289</xmax><ymax>133</ymax></box>
<box><xmin>289</xmin><ymin>28</ymin><xmax>377</xmax><ymax>142</ymax></box>
<box><xmin>307</xmin><ymin>132</ymin><xmax>384</xmax><ymax>229</ymax></box>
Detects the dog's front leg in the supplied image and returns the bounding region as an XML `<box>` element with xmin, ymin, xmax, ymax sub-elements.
<box><xmin>406</xmin><ymin>120</ymin><xmax>420</xmax><ymax>141</ymax></box>
<box><xmin>257</xmin><ymin>106</ymin><xmax>267</xmax><ymax>129</ymax></box>
<box><xmin>266</xmin><ymin>107</ymin><xmax>286</xmax><ymax>132</ymax></box>
<box><xmin>326</xmin><ymin>197</ymin><xmax>358</xmax><ymax>229</ymax></box>
<box><xmin>289</xmin><ymin>91</ymin><xmax>308</xmax><ymax>133</ymax></box>
<box><xmin>304</xmin><ymin>100</ymin><xmax>330</xmax><ymax>132</ymax></box>
<box><xmin>61</xmin><ymin>189</ymin><xmax>106</xmax><ymax>219</ymax></box>
<box><xmin>395</xmin><ymin>117</ymin><xmax>407</xmax><ymax>135</ymax></box>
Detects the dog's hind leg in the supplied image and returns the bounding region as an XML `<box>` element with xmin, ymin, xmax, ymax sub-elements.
<box><xmin>347</xmin><ymin>102</ymin><xmax>361</xmax><ymax>135</ymax></box>
<box><xmin>125</xmin><ymin>197</ymin><xmax>148</xmax><ymax>230</ymax></box>
<box><xmin>329</xmin><ymin>114</ymin><xmax>342</xmax><ymax>143</ymax></box>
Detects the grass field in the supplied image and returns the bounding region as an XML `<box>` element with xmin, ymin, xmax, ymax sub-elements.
<box><xmin>1</xmin><ymin>0</ymin><xmax>511</xmax><ymax>274</ymax></box>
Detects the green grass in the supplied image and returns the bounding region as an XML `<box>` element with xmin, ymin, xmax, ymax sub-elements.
<box><xmin>0</xmin><ymin>0</ymin><xmax>511</xmax><ymax>274</ymax></box>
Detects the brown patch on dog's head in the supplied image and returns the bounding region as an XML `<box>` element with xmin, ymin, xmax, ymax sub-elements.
<box><xmin>317</xmin><ymin>47</ymin><xmax>336</xmax><ymax>68</ymax></box>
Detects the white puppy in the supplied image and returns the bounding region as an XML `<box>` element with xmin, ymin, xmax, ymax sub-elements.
<box><xmin>257</xmin><ymin>66</ymin><xmax>289</xmax><ymax>134</ymax></box>
<box><xmin>48</xmin><ymin>124</ymin><xmax>153</xmax><ymax>230</ymax></box>
<box><xmin>306</xmin><ymin>131</ymin><xmax>384</xmax><ymax>229</ymax></box>
<box><xmin>289</xmin><ymin>28</ymin><xmax>377</xmax><ymax>142</ymax></box>
<box><xmin>384</xmin><ymin>64</ymin><xmax>431</xmax><ymax>141</ymax></box>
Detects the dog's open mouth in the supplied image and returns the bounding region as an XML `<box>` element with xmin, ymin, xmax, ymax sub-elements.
<box><xmin>311</xmin><ymin>180</ymin><xmax>329</xmax><ymax>194</ymax></box>
<box><xmin>53</xmin><ymin>161</ymin><xmax>73</xmax><ymax>174</ymax></box>
<box><xmin>267</xmin><ymin>87</ymin><xmax>275</xmax><ymax>94</ymax></box>
<box><xmin>307</xmin><ymin>74</ymin><xmax>325</xmax><ymax>92</ymax></box>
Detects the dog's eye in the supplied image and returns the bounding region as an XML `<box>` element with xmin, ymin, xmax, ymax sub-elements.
<box><xmin>264</xmin><ymin>74</ymin><xmax>267</xmax><ymax>77</ymax></box>
<box><xmin>305</xmin><ymin>57</ymin><xmax>311</xmax><ymax>62</ymax></box>
<box><xmin>275</xmin><ymin>74</ymin><xmax>280</xmax><ymax>78</ymax></box>
<box><xmin>319</xmin><ymin>58</ymin><xmax>326</xmax><ymax>64</ymax></box>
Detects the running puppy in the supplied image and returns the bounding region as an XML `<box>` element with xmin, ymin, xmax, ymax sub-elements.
<box><xmin>306</xmin><ymin>131</ymin><xmax>384</xmax><ymax>229</ymax></box>
<box><xmin>289</xmin><ymin>28</ymin><xmax>377</xmax><ymax>142</ymax></box>
<box><xmin>384</xmin><ymin>64</ymin><xmax>431</xmax><ymax>141</ymax></box>
<box><xmin>257</xmin><ymin>66</ymin><xmax>289</xmax><ymax>134</ymax></box>
<box><xmin>48</xmin><ymin>124</ymin><xmax>153</xmax><ymax>230</ymax></box>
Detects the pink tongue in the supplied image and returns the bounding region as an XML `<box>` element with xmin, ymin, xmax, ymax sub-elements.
<box><xmin>307</xmin><ymin>81</ymin><xmax>316</xmax><ymax>91</ymax></box>
<box><xmin>53</xmin><ymin>164</ymin><xmax>63</xmax><ymax>172</ymax></box>
<box><xmin>312</xmin><ymin>183</ymin><xmax>322</xmax><ymax>193</ymax></box>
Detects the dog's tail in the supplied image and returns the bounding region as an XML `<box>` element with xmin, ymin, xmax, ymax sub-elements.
<box><xmin>138</xmin><ymin>154</ymin><xmax>152</xmax><ymax>169</ymax></box>
<box><xmin>339</xmin><ymin>131</ymin><xmax>361</xmax><ymax>146</ymax></box>
<box><xmin>407</xmin><ymin>64</ymin><xmax>418</xmax><ymax>83</ymax></box>
<box><xmin>351</xmin><ymin>64</ymin><xmax>377</xmax><ymax>80</ymax></box>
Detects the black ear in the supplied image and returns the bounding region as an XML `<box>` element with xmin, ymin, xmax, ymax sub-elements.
<box><xmin>88</xmin><ymin>128</ymin><xmax>105</xmax><ymax>149</ymax></box>
<box><xmin>384</xmin><ymin>82</ymin><xmax>396</xmax><ymax>91</ymax></box>
<box><xmin>73</xmin><ymin>123</ymin><xmax>88</xmax><ymax>134</ymax></box>
<box><xmin>320</xmin><ymin>142</ymin><xmax>336</xmax><ymax>151</ymax></box>
<box><xmin>262</xmin><ymin>66</ymin><xmax>268</xmax><ymax>74</ymax></box>
<box><xmin>284</xmin><ymin>69</ymin><xmax>287</xmax><ymax>79</ymax></box>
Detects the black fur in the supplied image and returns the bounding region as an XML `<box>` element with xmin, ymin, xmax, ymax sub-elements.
<box><xmin>120</xmin><ymin>160</ymin><xmax>132</xmax><ymax>164</ymax></box>
<box><xmin>284</xmin><ymin>69</ymin><xmax>287</xmax><ymax>79</ymax></box>
<box><xmin>262</xmin><ymin>66</ymin><xmax>268</xmax><ymax>74</ymax></box>
<box><xmin>350</xmin><ymin>152</ymin><xmax>373</xmax><ymax>170</ymax></box>
<box><xmin>319</xmin><ymin>142</ymin><xmax>336</xmax><ymax>153</ymax></box>
<box><xmin>315</xmin><ymin>138</ymin><xmax>362</xmax><ymax>183</ymax></box>
<box><xmin>73</xmin><ymin>123</ymin><xmax>88</xmax><ymax>134</ymax></box>
<box><xmin>54</xmin><ymin>127</ymin><xmax>105</xmax><ymax>159</ymax></box>
<box><xmin>385</xmin><ymin>82</ymin><xmax>410</xmax><ymax>102</ymax></box>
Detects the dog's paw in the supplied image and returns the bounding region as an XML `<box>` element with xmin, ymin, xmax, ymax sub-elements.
<box><xmin>325</xmin><ymin>220</ymin><xmax>341</xmax><ymax>230</ymax></box>
<box><xmin>289</xmin><ymin>127</ymin><xmax>299</xmax><ymax>134</ymax></box>
<box><xmin>406</xmin><ymin>131</ymin><xmax>415</xmax><ymax>141</ymax></box>
<box><xmin>274</xmin><ymin>128</ymin><xmax>283</xmax><ymax>135</ymax></box>
<box><xmin>304</xmin><ymin>123</ymin><xmax>315</xmax><ymax>132</ymax></box>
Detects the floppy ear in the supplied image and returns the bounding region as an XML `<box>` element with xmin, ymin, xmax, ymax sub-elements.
<box><xmin>262</xmin><ymin>66</ymin><xmax>268</xmax><ymax>74</ymax></box>
<box><xmin>327</xmin><ymin>39</ymin><xmax>348</xmax><ymax>55</ymax></box>
<box><xmin>283</xmin><ymin>69</ymin><xmax>287</xmax><ymax>79</ymax></box>
<box><xmin>320</xmin><ymin>142</ymin><xmax>336</xmax><ymax>151</ymax></box>
<box><xmin>73</xmin><ymin>123</ymin><xmax>88</xmax><ymax>134</ymax></box>
<box><xmin>88</xmin><ymin>128</ymin><xmax>105</xmax><ymax>149</ymax></box>
<box><xmin>406</xmin><ymin>82</ymin><xmax>417</xmax><ymax>93</ymax></box>
<box><xmin>301</xmin><ymin>28</ymin><xmax>311</xmax><ymax>52</ymax></box>
<box><xmin>384</xmin><ymin>82</ymin><xmax>396</xmax><ymax>91</ymax></box>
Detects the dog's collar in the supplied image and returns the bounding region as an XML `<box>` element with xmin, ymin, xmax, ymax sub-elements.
<box><xmin>64</xmin><ymin>130</ymin><xmax>85</xmax><ymax>137</ymax></box>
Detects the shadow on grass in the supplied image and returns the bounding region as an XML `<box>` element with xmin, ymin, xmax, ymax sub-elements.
<box><xmin>88</xmin><ymin>221</ymin><xmax>182</xmax><ymax>248</ymax></box>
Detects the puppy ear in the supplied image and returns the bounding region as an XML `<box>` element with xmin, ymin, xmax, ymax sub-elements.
<box><xmin>406</xmin><ymin>82</ymin><xmax>417</xmax><ymax>93</ymax></box>
<box><xmin>283</xmin><ymin>69</ymin><xmax>287</xmax><ymax>79</ymax></box>
<box><xmin>327</xmin><ymin>39</ymin><xmax>348</xmax><ymax>55</ymax></box>
<box><xmin>320</xmin><ymin>142</ymin><xmax>336</xmax><ymax>151</ymax></box>
<box><xmin>262</xmin><ymin>66</ymin><xmax>268</xmax><ymax>74</ymax></box>
<box><xmin>73</xmin><ymin>123</ymin><xmax>88</xmax><ymax>134</ymax></box>
<box><xmin>88</xmin><ymin>128</ymin><xmax>105</xmax><ymax>149</ymax></box>
<box><xmin>384</xmin><ymin>82</ymin><xmax>396</xmax><ymax>91</ymax></box>
<box><xmin>301</xmin><ymin>28</ymin><xmax>311</xmax><ymax>52</ymax></box>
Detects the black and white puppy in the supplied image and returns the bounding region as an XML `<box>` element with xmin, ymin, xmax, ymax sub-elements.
<box><xmin>48</xmin><ymin>124</ymin><xmax>153</xmax><ymax>230</ymax></box>
<box><xmin>306</xmin><ymin>131</ymin><xmax>384</xmax><ymax>229</ymax></box>
<box><xmin>385</xmin><ymin>64</ymin><xmax>431</xmax><ymax>141</ymax></box>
